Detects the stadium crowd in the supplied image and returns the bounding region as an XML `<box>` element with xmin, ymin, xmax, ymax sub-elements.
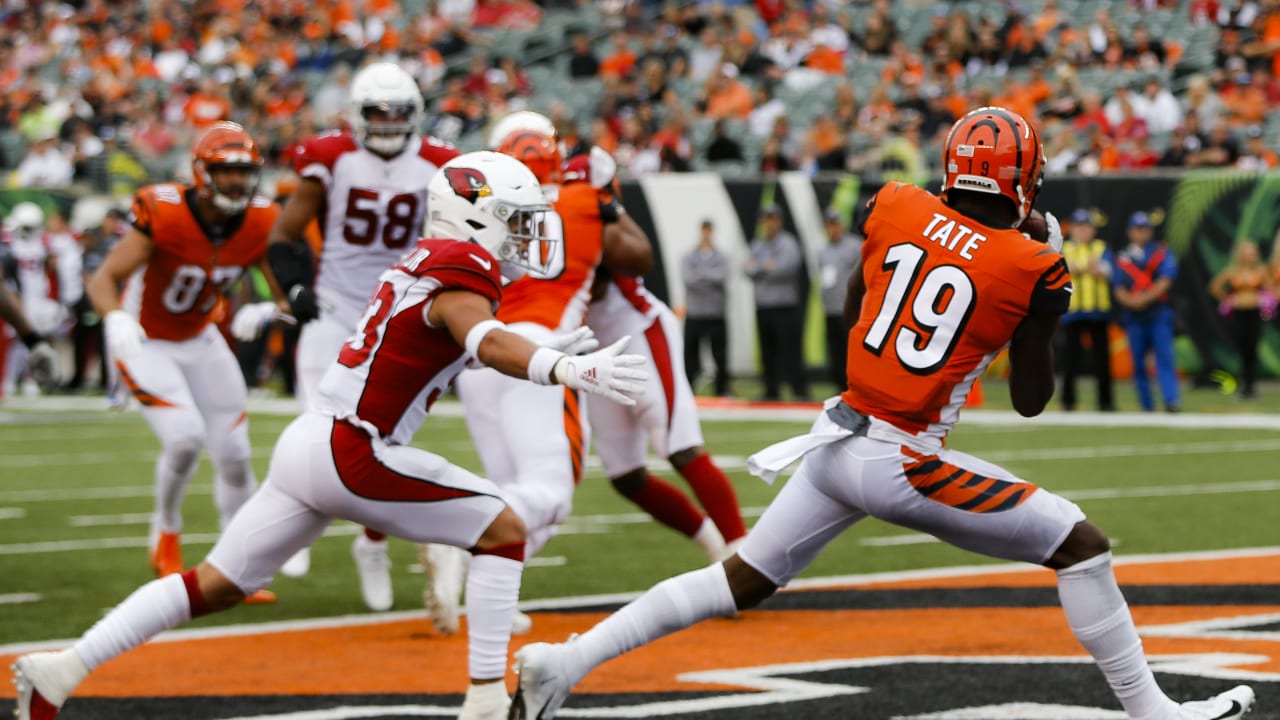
<box><xmin>1</xmin><ymin>0</ymin><xmax>1279</xmax><ymax>192</ymax></box>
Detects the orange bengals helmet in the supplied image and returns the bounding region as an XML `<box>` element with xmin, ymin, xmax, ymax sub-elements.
<box><xmin>192</xmin><ymin>121</ymin><xmax>264</xmax><ymax>215</ymax></box>
<box><xmin>941</xmin><ymin>106</ymin><xmax>1044</xmax><ymax>226</ymax></box>
<box><xmin>495</xmin><ymin>128</ymin><xmax>563</xmax><ymax>187</ymax></box>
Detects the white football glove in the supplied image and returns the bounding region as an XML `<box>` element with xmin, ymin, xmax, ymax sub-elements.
<box><xmin>232</xmin><ymin>301</ymin><xmax>289</xmax><ymax>342</ymax></box>
<box><xmin>104</xmin><ymin>310</ymin><xmax>145</xmax><ymax>362</ymax></box>
<box><xmin>1044</xmin><ymin>211</ymin><xmax>1064</xmax><ymax>253</ymax></box>
<box><xmin>552</xmin><ymin>336</ymin><xmax>647</xmax><ymax>406</ymax></box>
<box><xmin>26</xmin><ymin>340</ymin><xmax>59</xmax><ymax>389</ymax></box>
<box><xmin>588</xmin><ymin>145</ymin><xmax>618</xmax><ymax>189</ymax></box>
<box><xmin>544</xmin><ymin>326</ymin><xmax>600</xmax><ymax>356</ymax></box>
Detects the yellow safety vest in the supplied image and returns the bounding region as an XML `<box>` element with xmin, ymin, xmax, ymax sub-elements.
<box><xmin>1062</xmin><ymin>239</ymin><xmax>1111</xmax><ymax>314</ymax></box>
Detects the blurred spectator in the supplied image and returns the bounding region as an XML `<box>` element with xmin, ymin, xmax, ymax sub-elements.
<box><xmin>747</xmin><ymin>84</ymin><xmax>785</xmax><ymax>138</ymax></box>
<box><xmin>805</xmin><ymin>115</ymin><xmax>847</xmax><ymax>172</ymax></box>
<box><xmin>182</xmin><ymin>77</ymin><xmax>231</xmax><ymax>131</ymax></box>
<box><xmin>759</xmin><ymin>135</ymin><xmax>795</xmax><ymax>173</ymax></box>
<box><xmin>1208</xmin><ymin>240</ymin><xmax>1274</xmax><ymax>400</ymax></box>
<box><xmin>817</xmin><ymin>207</ymin><xmax>861</xmax><ymax>390</ymax></box>
<box><xmin>600</xmin><ymin>31</ymin><xmax>638</xmax><ymax>79</ymax></box>
<box><xmin>1158</xmin><ymin>124</ymin><xmax>1199</xmax><ymax>166</ymax></box>
<box><xmin>1236</xmin><ymin>125</ymin><xmax>1280</xmax><ymax>168</ymax></box>
<box><xmin>855</xmin><ymin>1</ymin><xmax>898</xmax><ymax>56</ymax></box>
<box><xmin>701</xmin><ymin>63</ymin><xmax>753</xmax><ymax>120</ymax></box>
<box><xmin>1059</xmin><ymin>209</ymin><xmax>1114</xmax><ymax>412</ymax></box>
<box><xmin>1187</xmin><ymin>120</ymin><xmax>1242</xmax><ymax>166</ymax></box>
<box><xmin>705</xmin><ymin>119</ymin><xmax>744</xmax><ymax>163</ymax></box>
<box><xmin>570</xmin><ymin>32</ymin><xmax>604</xmax><ymax>78</ymax></box>
<box><xmin>68</xmin><ymin>121</ymin><xmax>104</xmax><ymax>184</ymax></box>
<box><xmin>682</xmin><ymin>218</ymin><xmax>730</xmax><ymax>397</ymax></box>
<box><xmin>744</xmin><ymin>205</ymin><xmax>807</xmax><ymax>402</ymax></box>
<box><xmin>688</xmin><ymin>27</ymin><xmax>724</xmax><ymax>83</ymax></box>
<box><xmin>1123</xmin><ymin>23</ymin><xmax>1172</xmax><ymax>71</ymax></box>
<box><xmin>1135</xmin><ymin>78</ymin><xmax>1184</xmax><ymax>135</ymax></box>
<box><xmin>1111</xmin><ymin>211</ymin><xmax>1180</xmax><ymax>413</ymax></box>
<box><xmin>14</xmin><ymin>132</ymin><xmax>73</xmax><ymax>188</ymax></box>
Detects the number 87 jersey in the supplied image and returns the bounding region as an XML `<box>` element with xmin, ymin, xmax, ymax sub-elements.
<box><xmin>123</xmin><ymin>183</ymin><xmax>277</xmax><ymax>341</ymax></box>
<box><xmin>842</xmin><ymin>182</ymin><xmax>1072</xmax><ymax>448</ymax></box>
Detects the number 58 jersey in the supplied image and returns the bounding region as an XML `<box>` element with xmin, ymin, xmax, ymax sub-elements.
<box><xmin>123</xmin><ymin>183</ymin><xmax>277</xmax><ymax>341</ymax></box>
<box><xmin>294</xmin><ymin>132</ymin><xmax>459</xmax><ymax>327</ymax></box>
<box><xmin>842</xmin><ymin>182</ymin><xmax>1071</xmax><ymax>448</ymax></box>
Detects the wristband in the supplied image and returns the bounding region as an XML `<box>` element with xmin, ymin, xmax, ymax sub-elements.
<box><xmin>464</xmin><ymin>319</ymin><xmax>505</xmax><ymax>360</ymax></box>
<box><xmin>527</xmin><ymin>346</ymin><xmax>567</xmax><ymax>385</ymax></box>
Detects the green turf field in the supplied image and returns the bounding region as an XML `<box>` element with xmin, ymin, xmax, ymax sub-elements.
<box><xmin>1</xmin><ymin>382</ymin><xmax>1277</xmax><ymax>647</ymax></box>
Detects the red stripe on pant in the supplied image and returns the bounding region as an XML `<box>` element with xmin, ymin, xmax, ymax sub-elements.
<box><xmin>644</xmin><ymin>320</ymin><xmax>677</xmax><ymax>431</ymax></box>
<box><xmin>330</xmin><ymin>419</ymin><xmax>488</xmax><ymax>502</ymax></box>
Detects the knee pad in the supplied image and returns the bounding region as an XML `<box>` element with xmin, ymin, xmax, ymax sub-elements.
<box><xmin>164</xmin><ymin>435</ymin><xmax>204</xmax><ymax>475</ymax></box>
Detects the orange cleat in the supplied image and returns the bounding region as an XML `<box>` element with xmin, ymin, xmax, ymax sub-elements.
<box><xmin>243</xmin><ymin>589</ymin><xmax>277</xmax><ymax>604</ymax></box>
<box><xmin>150</xmin><ymin>532</ymin><xmax>183</xmax><ymax>577</ymax></box>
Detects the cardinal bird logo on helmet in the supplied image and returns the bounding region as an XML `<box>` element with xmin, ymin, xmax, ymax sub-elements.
<box><xmin>444</xmin><ymin>167</ymin><xmax>493</xmax><ymax>205</ymax></box>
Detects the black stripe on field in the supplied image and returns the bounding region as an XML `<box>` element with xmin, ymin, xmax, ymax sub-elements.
<box><xmin>24</xmin><ymin>672</ymin><xmax>1280</xmax><ymax>720</ymax></box>
<box><xmin>545</xmin><ymin>584</ymin><xmax>1280</xmax><ymax>614</ymax></box>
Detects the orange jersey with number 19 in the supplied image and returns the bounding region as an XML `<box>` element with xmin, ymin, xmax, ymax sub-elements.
<box><xmin>842</xmin><ymin>182</ymin><xmax>1071</xmax><ymax>447</ymax></box>
<box><xmin>123</xmin><ymin>183</ymin><xmax>277</xmax><ymax>341</ymax></box>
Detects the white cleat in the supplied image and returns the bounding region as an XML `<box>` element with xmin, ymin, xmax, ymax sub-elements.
<box><xmin>1176</xmin><ymin>685</ymin><xmax>1255</xmax><ymax>720</ymax></box>
<box><xmin>458</xmin><ymin>681</ymin><xmax>511</xmax><ymax>720</ymax></box>
<box><xmin>280</xmin><ymin>546</ymin><xmax>311</xmax><ymax>578</ymax></box>
<box><xmin>352</xmin><ymin>535</ymin><xmax>393</xmax><ymax>612</ymax></box>
<box><xmin>420</xmin><ymin>543</ymin><xmax>468</xmax><ymax>635</ymax></box>
<box><xmin>509</xmin><ymin>642</ymin><xmax>574</xmax><ymax>720</ymax></box>
<box><xmin>12</xmin><ymin>650</ymin><xmax>89</xmax><ymax>720</ymax></box>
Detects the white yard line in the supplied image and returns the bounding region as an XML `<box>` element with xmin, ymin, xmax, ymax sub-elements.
<box><xmin>0</xmin><ymin>507</ymin><xmax>26</xmax><ymax>520</ymax></box>
<box><xmin>0</xmin><ymin>593</ymin><xmax>40</xmax><ymax>605</ymax></box>
<box><xmin>5</xmin><ymin>395</ymin><xmax>1280</xmax><ymax>429</ymax></box>
<box><xmin>8</xmin><ymin>477</ymin><xmax>1276</xmax><ymax>556</ymax></box>
<box><xmin>1</xmin><ymin>545</ymin><xmax>1275</xmax><ymax>656</ymax></box>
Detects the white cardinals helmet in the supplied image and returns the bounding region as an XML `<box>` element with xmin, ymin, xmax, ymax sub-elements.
<box><xmin>348</xmin><ymin>62</ymin><xmax>424</xmax><ymax>157</ymax></box>
<box><xmin>427</xmin><ymin>151</ymin><xmax>554</xmax><ymax>277</ymax></box>
<box><xmin>5</xmin><ymin>202</ymin><xmax>45</xmax><ymax>241</ymax></box>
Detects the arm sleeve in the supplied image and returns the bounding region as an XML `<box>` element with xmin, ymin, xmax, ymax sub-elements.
<box><xmin>1028</xmin><ymin>256</ymin><xmax>1073</xmax><ymax>316</ymax></box>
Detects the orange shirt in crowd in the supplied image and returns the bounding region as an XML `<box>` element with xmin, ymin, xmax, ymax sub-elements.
<box><xmin>600</xmin><ymin>47</ymin><xmax>637</xmax><ymax>78</ymax></box>
<box><xmin>184</xmin><ymin>92</ymin><xmax>231</xmax><ymax>129</ymax></box>
<box><xmin>705</xmin><ymin>79</ymin><xmax>754</xmax><ymax>119</ymax></box>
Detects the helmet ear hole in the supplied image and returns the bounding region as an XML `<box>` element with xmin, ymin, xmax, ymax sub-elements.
<box><xmin>466</xmin><ymin>219</ymin><xmax>486</xmax><ymax>230</ymax></box>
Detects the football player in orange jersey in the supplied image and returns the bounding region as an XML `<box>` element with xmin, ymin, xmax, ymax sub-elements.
<box><xmin>84</xmin><ymin>122</ymin><xmax>287</xmax><ymax>603</ymax></box>
<box><xmin>509</xmin><ymin>107</ymin><xmax>1256</xmax><ymax>720</ymax></box>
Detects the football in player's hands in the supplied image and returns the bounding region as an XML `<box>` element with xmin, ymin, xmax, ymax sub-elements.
<box><xmin>1018</xmin><ymin>209</ymin><xmax>1048</xmax><ymax>243</ymax></box>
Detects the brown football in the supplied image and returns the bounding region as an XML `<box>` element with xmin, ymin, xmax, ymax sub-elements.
<box><xmin>1017</xmin><ymin>208</ymin><xmax>1048</xmax><ymax>243</ymax></box>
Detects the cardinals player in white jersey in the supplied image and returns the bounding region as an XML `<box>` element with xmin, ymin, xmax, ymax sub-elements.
<box><xmin>415</xmin><ymin>113</ymin><xmax>654</xmax><ymax>720</ymax></box>
<box><xmin>574</xmin><ymin>152</ymin><xmax>748</xmax><ymax>563</ymax></box>
<box><xmin>11</xmin><ymin>151</ymin><xmax>648</xmax><ymax>720</ymax></box>
<box><xmin>2</xmin><ymin>202</ymin><xmax>63</xmax><ymax>395</ymax></box>
<box><xmin>245</xmin><ymin>61</ymin><xmax>460</xmax><ymax>609</ymax></box>
<box><xmin>0</xmin><ymin>238</ymin><xmax>58</xmax><ymax>393</ymax></box>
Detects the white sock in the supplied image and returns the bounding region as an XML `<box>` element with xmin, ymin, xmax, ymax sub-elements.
<box><xmin>693</xmin><ymin>518</ymin><xmax>727</xmax><ymax>562</ymax></box>
<box><xmin>1057</xmin><ymin>552</ymin><xmax>1177</xmax><ymax>720</ymax></box>
<box><xmin>466</xmin><ymin>553</ymin><xmax>524</xmax><ymax>680</ymax></box>
<box><xmin>73</xmin><ymin>574</ymin><xmax>194</xmax><ymax>671</ymax></box>
<box><xmin>153</xmin><ymin>440</ymin><xmax>200</xmax><ymax>532</ymax></box>
<box><xmin>566</xmin><ymin>562</ymin><xmax>736</xmax><ymax>683</ymax></box>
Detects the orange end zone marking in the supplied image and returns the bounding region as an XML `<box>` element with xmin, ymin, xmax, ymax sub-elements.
<box><xmin>2</xmin><ymin>553</ymin><xmax>1276</xmax><ymax>699</ymax></box>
